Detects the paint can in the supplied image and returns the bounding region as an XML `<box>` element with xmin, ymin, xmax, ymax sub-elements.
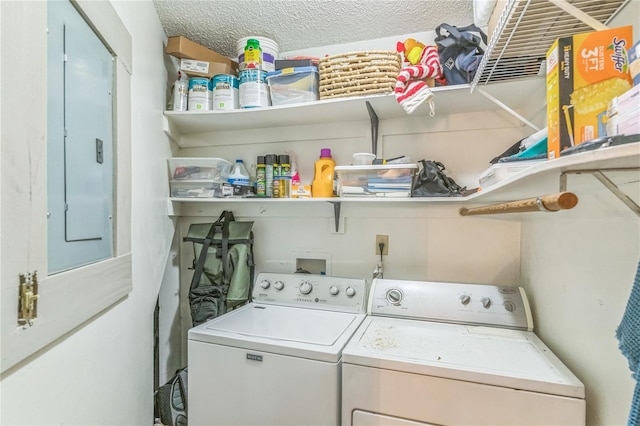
<box><xmin>239</xmin><ymin>69</ymin><xmax>270</xmax><ymax>109</ymax></box>
<box><xmin>188</xmin><ymin>77</ymin><xmax>210</xmax><ymax>111</ymax></box>
<box><xmin>210</xmin><ymin>74</ymin><xmax>239</xmax><ymax>110</ymax></box>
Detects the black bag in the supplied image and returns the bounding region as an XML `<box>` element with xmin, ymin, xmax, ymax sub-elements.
<box><xmin>411</xmin><ymin>159</ymin><xmax>466</xmax><ymax>197</ymax></box>
<box><xmin>435</xmin><ymin>23</ymin><xmax>487</xmax><ymax>85</ymax></box>
<box><xmin>183</xmin><ymin>210</ymin><xmax>254</xmax><ymax>327</ymax></box>
<box><xmin>155</xmin><ymin>367</ymin><xmax>188</xmax><ymax>426</ymax></box>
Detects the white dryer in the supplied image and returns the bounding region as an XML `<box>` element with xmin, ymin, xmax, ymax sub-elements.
<box><xmin>189</xmin><ymin>272</ymin><xmax>367</xmax><ymax>426</ymax></box>
<box><xmin>342</xmin><ymin>278</ymin><xmax>586</xmax><ymax>426</ymax></box>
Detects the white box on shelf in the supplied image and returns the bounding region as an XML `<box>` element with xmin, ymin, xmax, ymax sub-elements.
<box><xmin>478</xmin><ymin>160</ymin><xmax>546</xmax><ymax>189</ymax></box>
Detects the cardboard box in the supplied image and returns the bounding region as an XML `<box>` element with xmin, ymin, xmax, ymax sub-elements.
<box><xmin>180</xmin><ymin>59</ymin><xmax>236</xmax><ymax>78</ymax></box>
<box><xmin>291</xmin><ymin>185</ymin><xmax>312</xmax><ymax>198</ymax></box>
<box><xmin>546</xmin><ymin>26</ymin><xmax>633</xmax><ymax>159</ymax></box>
<box><xmin>166</xmin><ymin>36</ymin><xmax>238</xmax><ymax>74</ymax></box>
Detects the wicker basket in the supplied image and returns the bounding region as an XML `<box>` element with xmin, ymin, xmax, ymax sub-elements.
<box><xmin>319</xmin><ymin>50</ymin><xmax>401</xmax><ymax>100</ymax></box>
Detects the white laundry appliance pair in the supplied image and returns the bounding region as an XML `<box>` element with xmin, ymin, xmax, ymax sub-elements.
<box><xmin>189</xmin><ymin>272</ymin><xmax>586</xmax><ymax>426</ymax></box>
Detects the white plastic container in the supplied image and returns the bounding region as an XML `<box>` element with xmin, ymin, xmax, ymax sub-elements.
<box><xmin>227</xmin><ymin>160</ymin><xmax>251</xmax><ymax>186</ymax></box>
<box><xmin>237</xmin><ymin>36</ymin><xmax>279</xmax><ymax>72</ymax></box>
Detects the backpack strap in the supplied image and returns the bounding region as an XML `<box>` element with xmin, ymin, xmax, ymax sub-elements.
<box><xmin>221</xmin><ymin>211</ymin><xmax>232</xmax><ymax>285</ymax></box>
<box><xmin>188</xmin><ymin>221</ymin><xmax>219</xmax><ymax>294</ymax></box>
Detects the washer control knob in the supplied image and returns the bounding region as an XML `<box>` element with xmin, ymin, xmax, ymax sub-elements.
<box><xmin>503</xmin><ymin>301</ymin><xmax>516</xmax><ymax>312</ymax></box>
<box><xmin>260</xmin><ymin>279</ymin><xmax>270</xmax><ymax>290</ymax></box>
<box><xmin>345</xmin><ymin>287</ymin><xmax>356</xmax><ymax>297</ymax></box>
<box><xmin>460</xmin><ymin>294</ymin><xmax>471</xmax><ymax>305</ymax></box>
<box><xmin>299</xmin><ymin>281</ymin><xmax>313</xmax><ymax>295</ymax></box>
<box><xmin>481</xmin><ymin>297</ymin><xmax>492</xmax><ymax>309</ymax></box>
<box><xmin>329</xmin><ymin>285</ymin><xmax>339</xmax><ymax>296</ymax></box>
<box><xmin>386</xmin><ymin>289</ymin><xmax>403</xmax><ymax>305</ymax></box>
<box><xmin>274</xmin><ymin>281</ymin><xmax>285</xmax><ymax>291</ymax></box>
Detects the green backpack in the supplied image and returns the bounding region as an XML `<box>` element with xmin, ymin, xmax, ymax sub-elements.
<box><xmin>184</xmin><ymin>211</ymin><xmax>254</xmax><ymax>326</ymax></box>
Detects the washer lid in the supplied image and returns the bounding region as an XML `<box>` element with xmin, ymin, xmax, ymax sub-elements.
<box><xmin>343</xmin><ymin>317</ymin><xmax>585</xmax><ymax>399</ymax></box>
<box><xmin>188</xmin><ymin>303</ymin><xmax>365</xmax><ymax>362</ymax></box>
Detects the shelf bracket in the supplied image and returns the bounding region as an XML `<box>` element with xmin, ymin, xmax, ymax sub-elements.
<box><xmin>477</xmin><ymin>88</ymin><xmax>540</xmax><ymax>131</ymax></box>
<box><xmin>560</xmin><ymin>168</ymin><xmax>640</xmax><ymax>217</ymax></box>
<box><xmin>365</xmin><ymin>101</ymin><xmax>379</xmax><ymax>156</ymax></box>
<box><xmin>329</xmin><ymin>201</ymin><xmax>341</xmax><ymax>232</ymax></box>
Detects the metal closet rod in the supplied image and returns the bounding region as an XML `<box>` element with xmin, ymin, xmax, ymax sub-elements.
<box><xmin>459</xmin><ymin>192</ymin><xmax>578</xmax><ymax>216</ymax></box>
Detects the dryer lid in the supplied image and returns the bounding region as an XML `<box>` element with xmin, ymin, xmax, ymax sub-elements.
<box><xmin>343</xmin><ymin>317</ymin><xmax>585</xmax><ymax>399</ymax></box>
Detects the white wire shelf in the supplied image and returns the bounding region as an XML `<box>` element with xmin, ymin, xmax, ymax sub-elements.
<box><xmin>472</xmin><ymin>0</ymin><xmax>629</xmax><ymax>88</ymax></box>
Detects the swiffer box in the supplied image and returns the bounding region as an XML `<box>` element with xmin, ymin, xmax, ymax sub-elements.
<box><xmin>546</xmin><ymin>26</ymin><xmax>633</xmax><ymax>159</ymax></box>
<box><xmin>166</xmin><ymin>36</ymin><xmax>238</xmax><ymax>75</ymax></box>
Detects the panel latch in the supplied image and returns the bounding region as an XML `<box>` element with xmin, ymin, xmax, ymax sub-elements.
<box><xmin>18</xmin><ymin>272</ymin><xmax>39</xmax><ymax>326</ymax></box>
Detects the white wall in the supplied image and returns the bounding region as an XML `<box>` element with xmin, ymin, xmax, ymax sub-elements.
<box><xmin>521</xmin><ymin>196</ymin><xmax>640</xmax><ymax>425</ymax></box>
<box><xmin>0</xmin><ymin>1</ymin><xmax>174</xmax><ymax>424</ymax></box>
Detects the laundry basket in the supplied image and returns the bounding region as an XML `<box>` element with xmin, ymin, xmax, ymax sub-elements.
<box><xmin>318</xmin><ymin>50</ymin><xmax>401</xmax><ymax>100</ymax></box>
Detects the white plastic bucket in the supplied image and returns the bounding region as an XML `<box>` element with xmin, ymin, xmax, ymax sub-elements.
<box><xmin>237</xmin><ymin>36</ymin><xmax>279</xmax><ymax>72</ymax></box>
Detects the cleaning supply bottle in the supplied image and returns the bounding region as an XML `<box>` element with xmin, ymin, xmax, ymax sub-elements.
<box><xmin>228</xmin><ymin>159</ymin><xmax>250</xmax><ymax>187</ymax></box>
<box><xmin>244</xmin><ymin>38</ymin><xmax>262</xmax><ymax>69</ymax></box>
<box><xmin>312</xmin><ymin>148</ymin><xmax>336</xmax><ymax>198</ymax></box>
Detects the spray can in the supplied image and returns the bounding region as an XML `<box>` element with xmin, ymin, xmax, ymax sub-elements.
<box><xmin>256</xmin><ymin>156</ymin><xmax>266</xmax><ymax>197</ymax></box>
<box><xmin>311</xmin><ymin>148</ymin><xmax>336</xmax><ymax>198</ymax></box>
<box><xmin>279</xmin><ymin>154</ymin><xmax>291</xmax><ymax>198</ymax></box>
<box><xmin>171</xmin><ymin>71</ymin><xmax>188</xmax><ymax>111</ymax></box>
<box><xmin>265</xmin><ymin>154</ymin><xmax>276</xmax><ymax>197</ymax></box>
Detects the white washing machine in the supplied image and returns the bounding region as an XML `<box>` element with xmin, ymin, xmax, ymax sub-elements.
<box><xmin>342</xmin><ymin>278</ymin><xmax>586</xmax><ymax>426</ymax></box>
<box><xmin>189</xmin><ymin>272</ymin><xmax>367</xmax><ymax>426</ymax></box>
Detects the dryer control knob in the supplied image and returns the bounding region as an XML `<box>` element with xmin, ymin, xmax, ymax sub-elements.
<box><xmin>274</xmin><ymin>281</ymin><xmax>285</xmax><ymax>291</ymax></box>
<box><xmin>260</xmin><ymin>280</ymin><xmax>270</xmax><ymax>289</ymax></box>
<box><xmin>299</xmin><ymin>281</ymin><xmax>313</xmax><ymax>295</ymax></box>
<box><xmin>503</xmin><ymin>301</ymin><xmax>515</xmax><ymax>312</ymax></box>
<box><xmin>481</xmin><ymin>297</ymin><xmax>492</xmax><ymax>309</ymax></box>
<box><xmin>386</xmin><ymin>289</ymin><xmax>403</xmax><ymax>305</ymax></box>
<box><xmin>329</xmin><ymin>285</ymin><xmax>339</xmax><ymax>295</ymax></box>
<box><xmin>460</xmin><ymin>294</ymin><xmax>471</xmax><ymax>305</ymax></box>
<box><xmin>345</xmin><ymin>287</ymin><xmax>356</xmax><ymax>297</ymax></box>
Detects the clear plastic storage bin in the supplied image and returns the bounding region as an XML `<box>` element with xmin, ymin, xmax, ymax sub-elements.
<box><xmin>266</xmin><ymin>66</ymin><xmax>319</xmax><ymax>106</ymax></box>
<box><xmin>334</xmin><ymin>164</ymin><xmax>417</xmax><ymax>198</ymax></box>
<box><xmin>168</xmin><ymin>157</ymin><xmax>232</xmax><ymax>198</ymax></box>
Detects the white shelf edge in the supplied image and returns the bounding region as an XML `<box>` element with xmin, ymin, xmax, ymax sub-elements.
<box><xmin>168</xmin><ymin>144</ymin><xmax>639</xmax><ymax>216</ymax></box>
<box><xmin>164</xmin><ymin>77</ymin><xmax>544</xmax><ymax>141</ymax></box>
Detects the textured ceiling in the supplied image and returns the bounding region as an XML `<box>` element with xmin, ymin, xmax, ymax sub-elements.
<box><xmin>153</xmin><ymin>0</ymin><xmax>475</xmax><ymax>59</ymax></box>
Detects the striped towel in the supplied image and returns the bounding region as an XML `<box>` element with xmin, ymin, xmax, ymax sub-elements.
<box><xmin>395</xmin><ymin>45</ymin><xmax>442</xmax><ymax>115</ymax></box>
<box><xmin>617</xmin><ymin>259</ymin><xmax>640</xmax><ymax>425</ymax></box>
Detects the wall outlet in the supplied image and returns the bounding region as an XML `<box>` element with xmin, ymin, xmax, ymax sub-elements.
<box><xmin>375</xmin><ymin>235</ymin><xmax>389</xmax><ymax>255</ymax></box>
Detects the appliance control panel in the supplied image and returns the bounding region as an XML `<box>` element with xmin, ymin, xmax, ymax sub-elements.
<box><xmin>252</xmin><ymin>272</ymin><xmax>368</xmax><ymax>313</ymax></box>
<box><xmin>369</xmin><ymin>278</ymin><xmax>533</xmax><ymax>330</ymax></box>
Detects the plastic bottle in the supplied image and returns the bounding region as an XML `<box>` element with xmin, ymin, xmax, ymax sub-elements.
<box><xmin>312</xmin><ymin>148</ymin><xmax>336</xmax><ymax>198</ymax></box>
<box><xmin>171</xmin><ymin>71</ymin><xmax>188</xmax><ymax>111</ymax></box>
<box><xmin>244</xmin><ymin>38</ymin><xmax>262</xmax><ymax>69</ymax></box>
<box><xmin>228</xmin><ymin>159</ymin><xmax>250</xmax><ymax>187</ymax></box>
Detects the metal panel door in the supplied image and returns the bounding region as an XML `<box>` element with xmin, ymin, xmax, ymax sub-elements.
<box><xmin>47</xmin><ymin>0</ymin><xmax>113</xmax><ymax>273</ymax></box>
